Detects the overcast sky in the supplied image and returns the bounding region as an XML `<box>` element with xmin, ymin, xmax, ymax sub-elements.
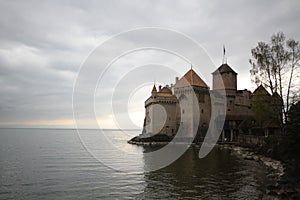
<box><xmin>0</xmin><ymin>0</ymin><xmax>299</xmax><ymax>129</ymax></box>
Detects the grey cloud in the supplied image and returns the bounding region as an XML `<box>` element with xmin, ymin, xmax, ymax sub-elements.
<box><xmin>0</xmin><ymin>0</ymin><xmax>299</xmax><ymax>128</ymax></box>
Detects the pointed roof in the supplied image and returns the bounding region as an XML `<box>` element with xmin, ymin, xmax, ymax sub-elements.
<box><xmin>151</xmin><ymin>85</ymin><xmax>157</xmax><ymax>93</ymax></box>
<box><xmin>174</xmin><ymin>69</ymin><xmax>208</xmax><ymax>88</ymax></box>
<box><xmin>252</xmin><ymin>85</ymin><xmax>271</xmax><ymax>96</ymax></box>
<box><xmin>212</xmin><ymin>64</ymin><xmax>237</xmax><ymax>75</ymax></box>
<box><xmin>157</xmin><ymin>86</ymin><xmax>175</xmax><ymax>97</ymax></box>
<box><xmin>159</xmin><ymin>87</ymin><xmax>172</xmax><ymax>94</ymax></box>
<box><xmin>272</xmin><ymin>92</ymin><xmax>283</xmax><ymax>103</ymax></box>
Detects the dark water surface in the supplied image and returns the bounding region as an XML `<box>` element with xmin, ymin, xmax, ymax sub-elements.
<box><xmin>0</xmin><ymin>129</ymin><xmax>268</xmax><ymax>199</ymax></box>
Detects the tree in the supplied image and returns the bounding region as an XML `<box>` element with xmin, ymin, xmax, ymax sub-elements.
<box><xmin>251</xmin><ymin>93</ymin><xmax>274</xmax><ymax>127</ymax></box>
<box><xmin>286</xmin><ymin>101</ymin><xmax>300</xmax><ymax>134</ymax></box>
<box><xmin>286</xmin><ymin>39</ymin><xmax>300</xmax><ymax>118</ymax></box>
<box><xmin>278</xmin><ymin>100</ymin><xmax>300</xmax><ymax>161</ymax></box>
<box><xmin>250</xmin><ymin>32</ymin><xmax>300</xmax><ymax>123</ymax></box>
<box><xmin>239</xmin><ymin>119</ymin><xmax>254</xmax><ymax>135</ymax></box>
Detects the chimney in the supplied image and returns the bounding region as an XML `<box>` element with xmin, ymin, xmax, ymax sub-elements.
<box><xmin>175</xmin><ymin>77</ymin><xmax>179</xmax><ymax>83</ymax></box>
<box><xmin>159</xmin><ymin>85</ymin><xmax>162</xmax><ymax>91</ymax></box>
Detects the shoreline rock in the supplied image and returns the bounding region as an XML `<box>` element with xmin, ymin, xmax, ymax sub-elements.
<box><xmin>222</xmin><ymin>144</ymin><xmax>295</xmax><ymax>199</ymax></box>
<box><xmin>129</xmin><ymin>138</ymin><xmax>299</xmax><ymax>199</ymax></box>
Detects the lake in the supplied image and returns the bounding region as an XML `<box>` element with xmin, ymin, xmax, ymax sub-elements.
<box><xmin>0</xmin><ymin>128</ymin><xmax>269</xmax><ymax>199</ymax></box>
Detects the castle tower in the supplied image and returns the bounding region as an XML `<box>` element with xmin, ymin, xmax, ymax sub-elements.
<box><xmin>174</xmin><ymin>69</ymin><xmax>211</xmax><ymax>139</ymax></box>
<box><xmin>212</xmin><ymin>64</ymin><xmax>237</xmax><ymax>114</ymax></box>
<box><xmin>151</xmin><ymin>84</ymin><xmax>157</xmax><ymax>96</ymax></box>
<box><xmin>142</xmin><ymin>85</ymin><xmax>178</xmax><ymax>137</ymax></box>
<box><xmin>212</xmin><ymin>63</ymin><xmax>237</xmax><ymax>91</ymax></box>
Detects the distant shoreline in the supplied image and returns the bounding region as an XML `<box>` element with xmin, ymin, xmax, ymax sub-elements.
<box><xmin>0</xmin><ymin>127</ymin><xmax>142</xmax><ymax>131</ymax></box>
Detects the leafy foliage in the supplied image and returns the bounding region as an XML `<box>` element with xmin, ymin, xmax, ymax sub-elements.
<box><xmin>239</xmin><ymin>119</ymin><xmax>254</xmax><ymax>134</ymax></box>
<box><xmin>256</xmin><ymin>100</ymin><xmax>300</xmax><ymax>161</ymax></box>
<box><xmin>250</xmin><ymin>32</ymin><xmax>300</xmax><ymax>123</ymax></box>
<box><xmin>280</xmin><ymin>101</ymin><xmax>300</xmax><ymax>161</ymax></box>
<box><xmin>251</xmin><ymin>94</ymin><xmax>274</xmax><ymax>127</ymax></box>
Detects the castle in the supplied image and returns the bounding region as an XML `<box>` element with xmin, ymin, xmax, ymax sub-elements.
<box><xmin>130</xmin><ymin>63</ymin><xmax>282</xmax><ymax>144</ymax></box>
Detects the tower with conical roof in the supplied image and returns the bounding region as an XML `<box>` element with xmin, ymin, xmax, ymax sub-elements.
<box><xmin>213</xmin><ymin>45</ymin><xmax>237</xmax><ymax>90</ymax></box>
<box><xmin>173</xmin><ymin>68</ymin><xmax>211</xmax><ymax>139</ymax></box>
<box><xmin>174</xmin><ymin>68</ymin><xmax>209</xmax><ymax>89</ymax></box>
<box><xmin>151</xmin><ymin>84</ymin><xmax>157</xmax><ymax>96</ymax></box>
<box><xmin>212</xmin><ymin>63</ymin><xmax>238</xmax><ymax>115</ymax></box>
<box><xmin>212</xmin><ymin>63</ymin><xmax>237</xmax><ymax>91</ymax></box>
<box><xmin>142</xmin><ymin>84</ymin><xmax>178</xmax><ymax>138</ymax></box>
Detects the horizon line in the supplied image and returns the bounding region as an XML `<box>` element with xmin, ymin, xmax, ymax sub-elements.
<box><xmin>0</xmin><ymin>127</ymin><xmax>142</xmax><ymax>131</ymax></box>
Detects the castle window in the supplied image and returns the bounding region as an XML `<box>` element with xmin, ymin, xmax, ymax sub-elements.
<box><xmin>182</xmin><ymin>109</ymin><xmax>185</xmax><ymax>114</ymax></box>
<box><xmin>201</xmin><ymin>109</ymin><xmax>204</xmax><ymax>113</ymax></box>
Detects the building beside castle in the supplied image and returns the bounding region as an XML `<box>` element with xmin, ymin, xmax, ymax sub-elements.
<box><xmin>129</xmin><ymin>63</ymin><xmax>282</xmax><ymax>144</ymax></box>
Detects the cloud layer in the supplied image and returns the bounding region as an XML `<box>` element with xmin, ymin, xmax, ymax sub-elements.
<box><xmin>0</xmin><ymin>0</ymin><xmax>299</xmax><ymax>128</ymax></box>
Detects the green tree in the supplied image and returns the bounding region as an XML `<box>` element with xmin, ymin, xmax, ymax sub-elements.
<box><xmin>249</xmin><ymin>32</ymin><xmax>300</xmax><ymax>123</ymax></box>
<box><xmin>251</xmin><ymin>94</ymin><xmax>274</xmax><ymax>127</ymax></box>
<box><xmin>239</xmin><ymin>119</ymin><xmax>254</xmax><ymax>135</ymax></box>
<box><xmin>278</xmin><ymin>100</ymin><xmax>300</xmax><ymax>161</ymax></box>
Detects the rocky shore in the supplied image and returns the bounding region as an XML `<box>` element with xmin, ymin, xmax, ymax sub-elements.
<box><xmin>222</xmin><ymin>145</ymin><xmax>299</xmax><ymax>199</ymax></box>
<box><xmin>128</xmin><ymin>135</ymin><xmax>299</xmax><ymax>199</ymax></box>
<box><xmin>128</xmin><ymin>135</ymin><xmax>171</xmax><ymax>145</ymax></box>
<box><xmin>128</xmin><ymin>139</ymin><xmax>169</xmax><ymax>146</ymax></box>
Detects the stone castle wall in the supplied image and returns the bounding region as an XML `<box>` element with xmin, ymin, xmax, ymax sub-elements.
<box><xmin>140</xmin><ymin>64</ymin><xmax>281</xmax><ymax>142</ymax></box>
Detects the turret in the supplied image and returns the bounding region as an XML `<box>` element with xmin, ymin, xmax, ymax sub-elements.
<box><xmin>212</xmin><ymin>64</ymin><xmax>237</xmax><ymax>91</ymax></box>
<box><xmin>151</xmin><ymin>85</ymin><xmax>157</xmax><ymax>96</ymax></box>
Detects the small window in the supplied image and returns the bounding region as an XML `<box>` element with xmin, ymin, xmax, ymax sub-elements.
<box><xmin>201</xmin><ymin>109</ymin><xmax>204</xmax><ymax>113</ymax></box>
<box><xmin>182</xmin><ymin>109</ymin><xmax>185</xmax><ymax>114</ymax></box>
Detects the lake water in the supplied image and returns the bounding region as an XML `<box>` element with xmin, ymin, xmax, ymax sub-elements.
<box><xmin>0</xmin><ymin>128</ymin><xmax>269</xmax><ymax>199</ymax></box>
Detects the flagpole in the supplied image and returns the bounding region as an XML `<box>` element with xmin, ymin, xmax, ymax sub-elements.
<box><xmin>223</xmin><ymin>45</ymin><xmax>226</xmax><ymax>64</ymax></box>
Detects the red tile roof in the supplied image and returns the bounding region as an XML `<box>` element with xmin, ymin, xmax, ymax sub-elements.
<box><xmin>151</xmin><ymin>85</ymin><xmax>157</xmax><ymax>93</ymax></box>
<box><xmin>212</xmin><ymin>64</ymin><xmax>237</xmax><ymax>75</ymax></box>
<box><xmin>157</xmin><ymin>87</ymin><xmax>175</xmax><ymax>97</ymax></box>
<box><xmin>174</xmin><ymin>69</ymin><xmax>208</xmax><ymax>88</ymax></box>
